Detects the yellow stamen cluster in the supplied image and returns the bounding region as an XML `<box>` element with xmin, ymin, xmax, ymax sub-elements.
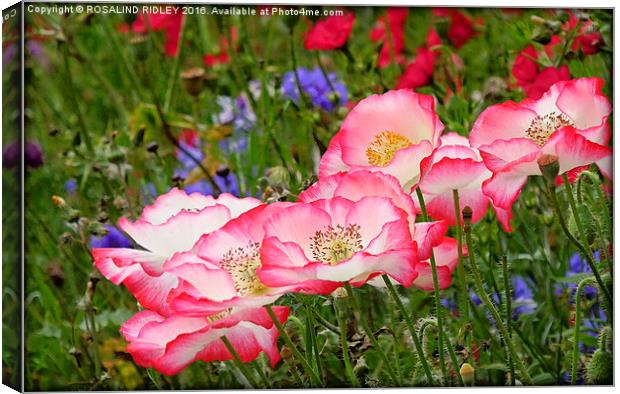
<box><xmin>310</xmin><ymin>224</ymin><xmax>363</xmax><ymax>265</ymax></box>
<box><xmin>526</xmin><ymin>112</ymin><xmax>573</xmax><ymax>146</ymax></box>
<box><xmin>220</xmin><ymin>242</ymin><xmax>267</xmax><ymax>296</ymax></box>
<box><xmin>365</xmin><ymin>131</ymin><xmax>413</xmax><ymax>166</ymax></box>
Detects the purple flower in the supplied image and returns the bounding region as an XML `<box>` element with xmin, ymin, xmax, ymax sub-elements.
<box><xmin>282</xmin><ymin>67</ymin><xmax>347</xmax><ymax>112</ymax></box>
<box><xmin>26</xmin><ymin>40</ymin><xmax>49</xmax><ymax>69</ymax></box>
<box><xmin>175</xmin><ymin>136</ymin><xmax>242</xmax><ymax>197</ymax></box>
<box><xmin>90</xmin><ymin>225</ymin><xmax>132</xmax><ymax>248</ymax></box>
<box><xmin>470</xmin><ymin>276</ymin><xmax>535</xmax><ymax>320</ymax></box>
<box><xmin>555</xmin><ymin>252</ymin><xmax>600</xmax><ymax>299</ymax></box>
<box><xmin>65</xmin><ymin>179</ymin><xmax>77</xmax><ymax>194</ymax></box>
<box><xmin>3</xmin><ymin>43</ymin><xmax>17</xmax><ymax>66</ymax></box>
<box><xmin>3</xmin><ymin>141</ymin><xmax>44</xmax><ymax>169</ymax></box>
<box><xmin>512</xmin><ymin>277</ymin><xmax>537</xmax><ymax>318</ymax></box>
<box><xmin>214</xmin><ymin>95</ymin><xmax>256</xmax><ymax>134</ymax></box>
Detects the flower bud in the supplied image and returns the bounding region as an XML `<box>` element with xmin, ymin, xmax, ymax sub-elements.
<box><xmin>537</xmin><ymin>154</ymin><xmax>560</xmax><ymax>183</ymax></box>
<box><xmin>460</xmin><ymin>363</ymin><xmax>475</xmax><ymax>385</ymax></box>
<box><xmin>462</xmin><ymin>206</ymin><xmax>473</xmax><ymax>232</ymax></box>
<box><xmin>146</xmin><ymin>142</ymin><xmax>159</xmax><ymax>154</ymax></box>
<box><xmin>181</xmin><ymin>67</ymin><xmax>206</xmax><ymax>97</ymax></box>
<box><xmin>586</xmin><ymin>349</ymin><xmax>613</xmax><ymax>385</ymax></box>
<box><xmin>266</xmin><ymin>166</ymin><xmax>290</xmax><ymax>188</ymax></box>
<box><xmin>52</xmin><ymin>195</ymin><xmax>66</xmax><ymax>207</ymax></box>
<box><xmin>331</xmin><ymin>287</ymin><xmax>348</xmax><ymax>299</ymax></box>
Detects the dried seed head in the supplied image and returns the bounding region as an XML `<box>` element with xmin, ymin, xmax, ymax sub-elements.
<box><xmin>181</xmin><ymin>67</ymin><xmax>206</xmax><ymax>97</ymax></box>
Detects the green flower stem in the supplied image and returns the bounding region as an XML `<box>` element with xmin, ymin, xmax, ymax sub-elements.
<box><xmin>163</xmin><ymin>16</ymin><xmax>186</xmax><ymax>111</ymax></box>
<box><xmin>381</xmin><ymin>275</ymin><xmax>435</xmax><ymax>385</ymax></box>
<box><xmin>344</xmin><ymin>283</ymin><xmax>402</xmax><ymax>386</ymax></box>
<box><xmin>550</xmin><ymin>175</ymin><xmax>612</xmax><ymax>310</ymax></box>
<box><xmin>501</xmin><ymin>255</ymin><xmax>516</xmax><ymax>386</ymax></box>
<box><xmin>265</xmin><ymin>305</ymin><xmax>322</xmax><ymax>387</ymax></box>
<box><xmin>570</xmin><ymin>277</ymin><xmax>597</xmax><ymax>385</ymax></box>
<box><xmin>61</xmin><ymin>46</ymin><xmax>94</xmax><ymax>153</ymax></box>
<box><xmin>415</xmin><ymin>188</ymin><xmax>461</xmax><ymax>385</ymax></box>
<box><xmin>221</xmin><ymin>336</ymin><xmax>259</xmax><ymax>388</ymax></box>
<box><xmin>304</xmin><ymin>305</ymin><xmax>325</xmax><ymax>385</ymax></box>
<box><xmin>463</xmin><ymin>220</ymin><xmax>533</xmax><ymax>385</ymax></box>
<box><xmin>334</xmin><ymin>298</ymin><xmax>361</xmax><ymax>387</ymax></box>
<box><xmin>452</xmin><ymin>190</ymin><xmax>469</xmax><ymax>328</ymax></box>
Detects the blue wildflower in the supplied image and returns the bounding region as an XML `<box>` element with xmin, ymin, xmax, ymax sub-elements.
<box><xmin>511</xmin><ymin>276</ymin><xmax>537</xmax><ymax>318</ymax></box>
<box><xmin>282</xmin><ymin>67</ymin><xmax>347</xmax><ymax>112</ymax></box>
<box><xmin>214</xmin><ymin>95</ymin><xmax>256</xmax><ymax>134</ymax></box>
<box><xmin>90</xmin><ymin>225</ymin><xmax>132</xmax><ymax>248</ymax></box>
<box><xmin>65</xmin><ymin>179</ymin><xmax>77</xmax><ymax>194</ymax></box>
<box><xmin>175</xmin><ymin>134</ymin><xmax>242</xmax><ymax>196</ymax></box>
<box><xmin>555</xmin><ymin>252</ymin><xmax>600</xmax><ymax>299</ymax></box>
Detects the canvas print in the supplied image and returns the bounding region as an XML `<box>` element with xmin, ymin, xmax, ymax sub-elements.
<box><xmin>2</xmin><ymin>2</ymin><xmax>613</xmax><ymax>390</ymax></box>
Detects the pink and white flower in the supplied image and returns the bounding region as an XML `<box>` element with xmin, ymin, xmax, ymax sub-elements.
<box><xmin>92</xmin><ymin>188</ymin><xmax>261</xmax><ymax>314</ymax></box>
<box><xmin>258</xmin><ymin>196</ymin><xmax>418</xmax><ymax>288</ymax></box>
<box><xmin>299</xmin><ymin>170</ymin><xmax>463</xmax><ymax>290</ymax></box>
<box><xmin>164</xmin><ymin>203</ymin><xmax>340</xmax><ymax>316</ymax></box>
<box><xmin>415</xmin><ymin>132</ymin><xmax>513</xmax><ymax>231</ymax></box>
<box><xmin>318</xmin><ymin>90</ymin><xmax>444</xmax><ymax>190</ymax></box>
<box><xmin>120</xmin><ymin>306</ymin><xmax>289</xmax><ymax>375</ymax></box>
<box><xmin>470</xmin><ymin>78</ymin><xmax>611</xmax><ymax>211</ymax></box>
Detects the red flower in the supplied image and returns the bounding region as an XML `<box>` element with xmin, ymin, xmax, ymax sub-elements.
<box><xmin>396</xmin><ymin>28</ymin><xmax>440</xmax><ymax>90</ymax></box>
<box><xmin>563</xmin><ymin>11</ymin><xmax>604</xmax><ymax>55</ymax></box>
<box><xmin>304</xmin><ymin>13</ymin><xmax>355</xmax><ymax>50</ymax></box>
<box><xmin>433</xmin><ymin>8</ymin><xmax>478</xmax><ymax>48</ymax></box>
<box><xmin>131</xmin><ymin>12</ymin><xmax>183</xmax><ymax>57</ymax></box>
<box><xmin>522</xmin><ymin>65</ymin><xmax>570</xmax><ymax>100</ymax></box>
<box><xmin>396</xmin><ymin>48</ymin><xmax>436</xmax><ymax>89</ymax></box>
<box><xmin>447</xmin><ymin>11</ymin><xmax>476</xmax><ymax>49</ymax></box>
<box><xmin>371</xmin><ymin>8</ymin><xmax>409</xmax><ymax>68</ymax></box>
<box><xmin>203</xmin><ymin>27</ymin><xmax>238</xmax><ymax>67</ymax></box>
<box><xmin>512</xmin><ymin>43</ymin><xmax>571</xmax><ymax>100</ymax></box>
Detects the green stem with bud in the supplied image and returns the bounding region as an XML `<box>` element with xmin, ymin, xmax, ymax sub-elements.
<box><xmin>415</xmin><ymin>188</ymin><xmax>463</xmax><ymax>386</ymax></box>
<box><xmin>543</xmin><ymin>175</ymin><xmax>612</xmax><ymax>312</ymax></box>
<box><xmin>452</xmin><ymin>189</ymin><xmax>469</xmax><ymax>329</ymax></box>
<box><xmin>221</xmin><ymin>336</ymin><xmax>260</xmax><ymax>388</ymax></box>
<box><xmin>265</xmin><ymin>305</ymin><xmax>322</xmax><ymax>387</ymax></box>
<box><xmin>462</xmin><ymin>208</ymin><xmax>533</xmax><ymax>385</ymax></box>
<box><xmin>334</xmin><ymin>297</ymin><xmax>361</xmax><ymax>387</ymax></box>
<box><xmin>381</xmin><ymin>275</ymin><xmax>435</xmax><ymax>385</ymax></box>
<box><xmin>344</xmin><ymin>283</ymin><xmax>402</xmax><ymax>386</ymax></box>
<box><xmin>501</xmin><ymin>255</ymin><xmax>516</xmax><ymax>386</ymax></box>
<box><xmin>570</xmin><ymin>277</ymin><xmax>596</xmax><ymax>385</ymax></box>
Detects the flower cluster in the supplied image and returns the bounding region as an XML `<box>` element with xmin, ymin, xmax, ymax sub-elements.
<box><xmin>92</xmin><ymin>74</ymin><xmax>610</xmax><ymax>374</ymax></box>
<box><xmin>282</xmin><ymin>67</ymin><xmax>348</xmax><ymax>112</ymax></box>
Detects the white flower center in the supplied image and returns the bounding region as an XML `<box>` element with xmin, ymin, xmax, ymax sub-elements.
<box><xmin>220</xmin><ymin>242</ymin><xmax>267</xmax><ymax>296</ymax></box>
<box><xmin>366</xmin><ymin>131</ymin><xmax>412</xmax><ymax>166</ymax></box>
<box><xmin>310</xmin><ymin>224</ymin><xmax>363</xmax><ymax>265</ymax></box>
<box><xmin>526</xmin><ymin>112</ymin><xmax>573</xmax><ymax>146</ymax></box>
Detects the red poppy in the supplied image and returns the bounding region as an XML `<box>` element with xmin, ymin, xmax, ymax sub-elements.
<box><xmin>396</xmin><ymin>28</ymin><xmax>440</xmax><ymax>90</ymax></box>
<box><xmin>433</xmin><ymin>8</ymin><xmax>479</xmax><ymax>49</ymax></box>
<box><xmin>370</xmin><ymin>8</ymin><xmax>409</xmax><ymax>68</ymax></box>
<box><xmin>563</xmin><ymin>11</ymin><xmax>604</xmax><ymax>55</ymax></box>
<box><xmin>512</xmin><ymin>43</ymin><xmax>571</xmax><ymax>100</ymax></box>
<box><xmin>304</xmin><ymin>13</ymin><xmax>355</xmax><ymax>50</ymax></box>
<box><xmin>131</xmin><ymin>12</ymin><xmax>184</xmax><ymax>57</ymax></box>
<box><xmin>203</xmin><ymin>27</ymin><xmax>238</xmax><ymax>67</ymax></box>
